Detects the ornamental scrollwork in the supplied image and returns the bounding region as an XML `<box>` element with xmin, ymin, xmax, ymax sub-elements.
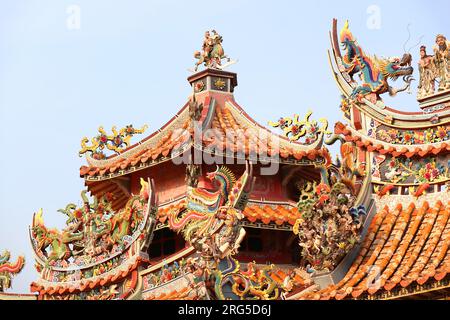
<box><xmin>268</xmin><ymin>111</ymin><xmax>331</xmax><ymax>144</ymax></box>
<box><xmin>209</xmin><ymin>257</ymin><xmax>280</xmax><ymax>300</ymax></box>
<box><xmin>79</xmin><ymin>124</ymin><xmax>148</xmax><ymax>160</ymax></box>
<box><xmin>376</xmin><ymin>125</ymin><xmax>450</xmax><ymax>145</ymax></box>
<box><xmin>382</xmin><ymin>155</ymin><xmax>450</xmax><ymax>184</ymax></box>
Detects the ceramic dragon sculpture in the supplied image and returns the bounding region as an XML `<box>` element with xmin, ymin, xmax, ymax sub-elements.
<box><xmin>210</xmin><ymin>257</ymin><xmax>280</xmax><ymax>300</ymax></box>
<box><xmin>337</xmin><ymin>20</ymin><xmax>414</xmax><ymax>103</ymax></box>
<box><xmin>31</xmin><ymin>209</ymin><xmax>84</xmax><ymax>264</ymax></box>
<box><xmin>31</xmin><ymin>178</ymin><xmax>157</xmax><ymax>267</ymax></box>
<box><xmin>0</xmin><ymin>251</ymin><xmax>25</xmax><ymax>292</ymax></box>
<box><xmin>169</xmin><ymin>162</ymin><xmax>255</xmax><ymax>264</ymax></box>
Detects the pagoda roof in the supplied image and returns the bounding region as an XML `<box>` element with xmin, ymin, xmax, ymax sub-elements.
<box><xmin>80</xmin><ymin>88</ymin><xmax>331</xmax><ymax>182</ymax></box>
<box><xmin>300</xmin><ymin>199</ymin><xmax>450</xmax><ymax>300</ymax></box>
<box><xmin>80</xmin><ymin>104</ymin><xmax>192</xmax><ymax>181</ymax></box>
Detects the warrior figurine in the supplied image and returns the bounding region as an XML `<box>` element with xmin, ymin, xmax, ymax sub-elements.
<box><xmin>192</xmin><ymin>30</ymin><xmax>235</xmax><ymax>72</ymax></box>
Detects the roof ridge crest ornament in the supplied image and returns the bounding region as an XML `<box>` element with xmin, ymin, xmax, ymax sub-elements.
<box><xmin>268</xmin><ymin>110</ymin><xmax>331</xmax><ymax>147</ymax></box>
<box><xmin>332</xmin><ymin>19</ymin><xmax>414</xmax><ymax>105</ymax></box>
<box><xmin>188</xmin><ymin>30</ymin><xmax>238</xmax><ymax>73</ymax></box>
<box><xmin>79</xmin><ymin>124</ymin><xmax>148</xmax><ymax>160</ymax></box>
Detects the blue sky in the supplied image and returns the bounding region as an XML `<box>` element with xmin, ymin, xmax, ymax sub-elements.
<box><xmin>0</xmin><ymin>0</ymin><xmax>448</xmax><ymax>293</ymax></box>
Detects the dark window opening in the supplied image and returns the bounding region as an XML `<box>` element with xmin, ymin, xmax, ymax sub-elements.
<box><xmin>147</xmin><ymin>228</ymin><xmax>185</xmax><ymax>260</ymax></box>
<box><xmin>237</xmin><ymin>228</ymin><xmax>301</xmax><ymax>265</ymax></box>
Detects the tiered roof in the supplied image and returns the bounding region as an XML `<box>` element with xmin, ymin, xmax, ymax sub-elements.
<box><xmin>80</xmin><ymin>70</ymin><xmax>331</xmax><ymax>183</ymax></box>
<box><xmin>24</xmin><ymin>21</ymin><xmax>450</xmax><ymax>301</ymax></box>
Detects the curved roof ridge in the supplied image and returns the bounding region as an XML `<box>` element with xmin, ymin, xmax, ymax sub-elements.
<box><xmin>225</xmin><ymin>100</ymin><xmax>326</xmax><ymax>151</ymax></box>
<box><xmin>85</xmin><ymin>102</ymin><xmax>190</xmax><ymax>168</ymax></box>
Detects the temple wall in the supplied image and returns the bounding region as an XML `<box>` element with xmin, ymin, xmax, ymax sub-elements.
<box><xmin>130</xmin><ymin>162</ymin><xmax>187</xmax><ymax>203</ymax></box>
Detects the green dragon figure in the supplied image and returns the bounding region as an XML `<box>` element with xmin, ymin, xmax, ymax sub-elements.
<box><xmin>210</xmin><ymin>257</ymin><xmax>280</xmax><ymax>300</ymax></box>
<box><xmin>31</xmin><ymin>209</ymin><xmax>84</xmax><ymax>264</ymax></box>
<box><xmin>31</xmin><ymin>178</ymin><xmax>156</xmax><ymax>266</ymax></box>
<box><xmin>338</xmin><ymin>20</ymin><xmax>414</xmax><ymax>102</ymax></box>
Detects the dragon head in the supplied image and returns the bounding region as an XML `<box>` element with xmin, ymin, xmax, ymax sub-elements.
<box><xmin>379</xmin><ymin>56</ymin><xmax>414</xmax><ymax>80</ymax></box>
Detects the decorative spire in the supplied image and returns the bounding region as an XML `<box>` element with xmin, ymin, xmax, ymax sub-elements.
<box><xmin>191</xmin><ymin>30</ymin><xmax>237</xmax><ymax>72</ymax></box>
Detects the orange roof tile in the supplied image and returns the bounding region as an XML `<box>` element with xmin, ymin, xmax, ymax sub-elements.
<box><xmin>204</xmin><ymin>105</ymin><xmax>331</xmax><ymax>162</ymax></box>
<box><xmin>80</xmin><ymin>118</ymin><xmax>192</xmax><ymax>179</ymax></box>
<box><xmin>300</xmin><ymin>200</ymin><xmax>450</xmax><ymax>300</ymax></box>
<box><xmin>156</xmin><ymin>201</ymin><xmax>301</xmax><ymax>227</ymax></box>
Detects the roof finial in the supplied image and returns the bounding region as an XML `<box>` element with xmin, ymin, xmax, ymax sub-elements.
<box><xmin>189</xmin><ymin>30</ymin><xmax>237</xmax><ymax>72</ymax></box>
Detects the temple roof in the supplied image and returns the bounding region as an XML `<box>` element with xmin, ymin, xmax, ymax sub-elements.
<box><xmin>80</xmin><ymin>105</ymin><xmax>192</xmax><ymax>180</ymax></box>
<box><xmin>79</xmin><ymin>69</ymin><xmax>331</xmax><ymax>182</ymax></box>
<box><xmin>301</xmin><ymin>199</ymin><xmax>450</xmax><ymax>300</ymax></box>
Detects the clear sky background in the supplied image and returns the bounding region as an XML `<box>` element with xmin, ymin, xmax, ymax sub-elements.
<box><xmin>0</xmin><ymin>0</ymin><xmax>448</xmax><ymax>293</ymax></box>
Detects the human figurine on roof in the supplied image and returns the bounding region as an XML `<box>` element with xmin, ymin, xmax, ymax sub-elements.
<box><xmin>418</xmin><ymin>46</ymin><xmax>436</xmax><ymax>98</ymax></box>
<box><xmin>434</xmin><ymin>34</ymin><xmax>450</xmax><ymax>91</ymax></box>
<box><xmin>192</xmin><ymin>30</ymin><xmax>233</xmax><ymax>72</ymax></box>
<box><xmin>202</xmin><ymin>31</ymin><xmax>213</xmax><ymax>59</ymax></box>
